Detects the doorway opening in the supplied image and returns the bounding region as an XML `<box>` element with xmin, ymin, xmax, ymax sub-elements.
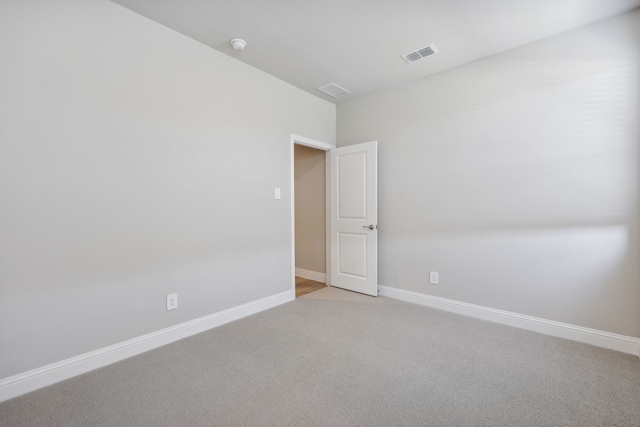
<box><xmin>290</xmin><ymin>135</ymin><xmax>334</xmax><ymax>298</ymax></box>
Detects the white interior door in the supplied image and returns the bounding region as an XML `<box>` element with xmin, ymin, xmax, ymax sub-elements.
<box><xmin>330</xmin><ymin>141</ymin><xmax>377</xmax><ymax>296</ymax></box>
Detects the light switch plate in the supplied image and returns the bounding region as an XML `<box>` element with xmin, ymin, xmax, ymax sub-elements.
<box><xmin>274</xmin><ymin>187</ymin><xmax>281</xmax><ymax>200</ymax></box>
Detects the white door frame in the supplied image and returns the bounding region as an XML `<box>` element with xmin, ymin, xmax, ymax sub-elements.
<box><xmin>290</xmin><ymin>134</ymin><xmax>335</xmax><ymax>296</ymax></box>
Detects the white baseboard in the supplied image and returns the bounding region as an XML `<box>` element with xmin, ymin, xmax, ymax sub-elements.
<box><xmin>0</xmin><ymin>289</ymin><xmax>294</xmax><ymax>403</ymax></box>
<box><xmin>295</xmin><ymin>268</ymin><xmax>326</xmax><ymax>283</ymax></box>
<box><xmin>379</xmin><ymin>285</ymin><xmax>640</xmax><ymax>357</ymax></box>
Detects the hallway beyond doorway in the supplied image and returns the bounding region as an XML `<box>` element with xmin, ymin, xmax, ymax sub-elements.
<box><xmin>295</xmin><ymin>277</ymin><xmax>326</xmax><ymax>298</ymax></box>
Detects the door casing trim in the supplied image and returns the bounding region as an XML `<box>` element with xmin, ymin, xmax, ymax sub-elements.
<box><xmin>290</xmin><ymin>134</ymin><xmax>335</xmax><ymax>295</ymax></box>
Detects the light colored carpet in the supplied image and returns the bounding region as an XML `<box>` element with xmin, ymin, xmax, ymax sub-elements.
<box><xmin>1</xmin><ymin>287</ymin><xmax>639</xmax><ymax>426</ymax></box>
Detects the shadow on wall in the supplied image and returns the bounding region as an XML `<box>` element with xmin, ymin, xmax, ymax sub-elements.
<box><xmin>382</xmin><ymin>57</ymin><xmax>638</xmax><ymax>236</ymax></box>
<box><xmin>393</xmin><ymin>62</ymin><xmax>639</xmax><ymax>334</ymax></box>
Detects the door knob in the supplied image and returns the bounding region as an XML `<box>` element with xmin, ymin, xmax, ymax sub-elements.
<box><xmin>363</xmin><ymin>224</ymin><xmax>376</xmax><ymax>230</ymax></box>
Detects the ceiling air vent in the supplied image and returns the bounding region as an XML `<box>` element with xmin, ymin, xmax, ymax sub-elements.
<box><xmin>317</xmin><ymin>83</ymin><xmax>350</xmax><ymax>98</ymax></box>
<box><xmin>402</xmin><ymin>44</ymin><xmax>438</xmax><ymax>63</ymax></box>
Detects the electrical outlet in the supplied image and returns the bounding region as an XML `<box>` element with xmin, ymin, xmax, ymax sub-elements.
<box><xmin>429</xmin><ymin>271</ymin><xmax>439</xmax><ymax>285</ymax></box>
<box><xmin>166</xmin><ymin>293</ymin><xmax>178</xmax><ymax>311</ymax></box>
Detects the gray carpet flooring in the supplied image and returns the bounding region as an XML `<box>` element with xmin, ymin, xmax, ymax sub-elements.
<box><xmin>1</xmin><ymin>287</ymin><xmax>639</xmax><ymax>427</ymax></box>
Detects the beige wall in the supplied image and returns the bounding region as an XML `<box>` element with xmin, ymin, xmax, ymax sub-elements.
<box><xmin>0</xmin><ymin>0</ymin><xmax>335</xmax><ymax>379</ymax></box>
<box><xmin>294</xmin><ymin>145</ymin><xmax>326</xmax><ymax>274</ymax></box>
<box><xmin>338</xmin><ymin>9</ymin><xmax>640</xmax><ymax>337</ymax></box>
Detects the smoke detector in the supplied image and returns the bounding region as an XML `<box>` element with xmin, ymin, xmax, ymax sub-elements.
<box><xmin>230</xmin><ymin>38</ymin><xmax>247</xmax><ymax>51</ymax></box>
<box><xmin>402</xmin><ymin>44</ymin><xmax>438</xmax><ymax>63</ymax></box>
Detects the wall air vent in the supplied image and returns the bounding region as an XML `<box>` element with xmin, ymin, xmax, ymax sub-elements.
<box><xmin>317</xmin><ymin>83</ymin><xmax>351</xmax><ymax>98</ymax></box>
<box><xmin>402</xmin><ymin>44</ymin><xmax>438</xmax><ymax>63</ymax></box>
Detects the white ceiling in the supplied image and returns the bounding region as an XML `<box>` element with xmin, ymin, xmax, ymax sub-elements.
<box><xmin>111</xmin><ymin>0</ymin><xmax>640</xmax><ymax>104</ymax></box>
